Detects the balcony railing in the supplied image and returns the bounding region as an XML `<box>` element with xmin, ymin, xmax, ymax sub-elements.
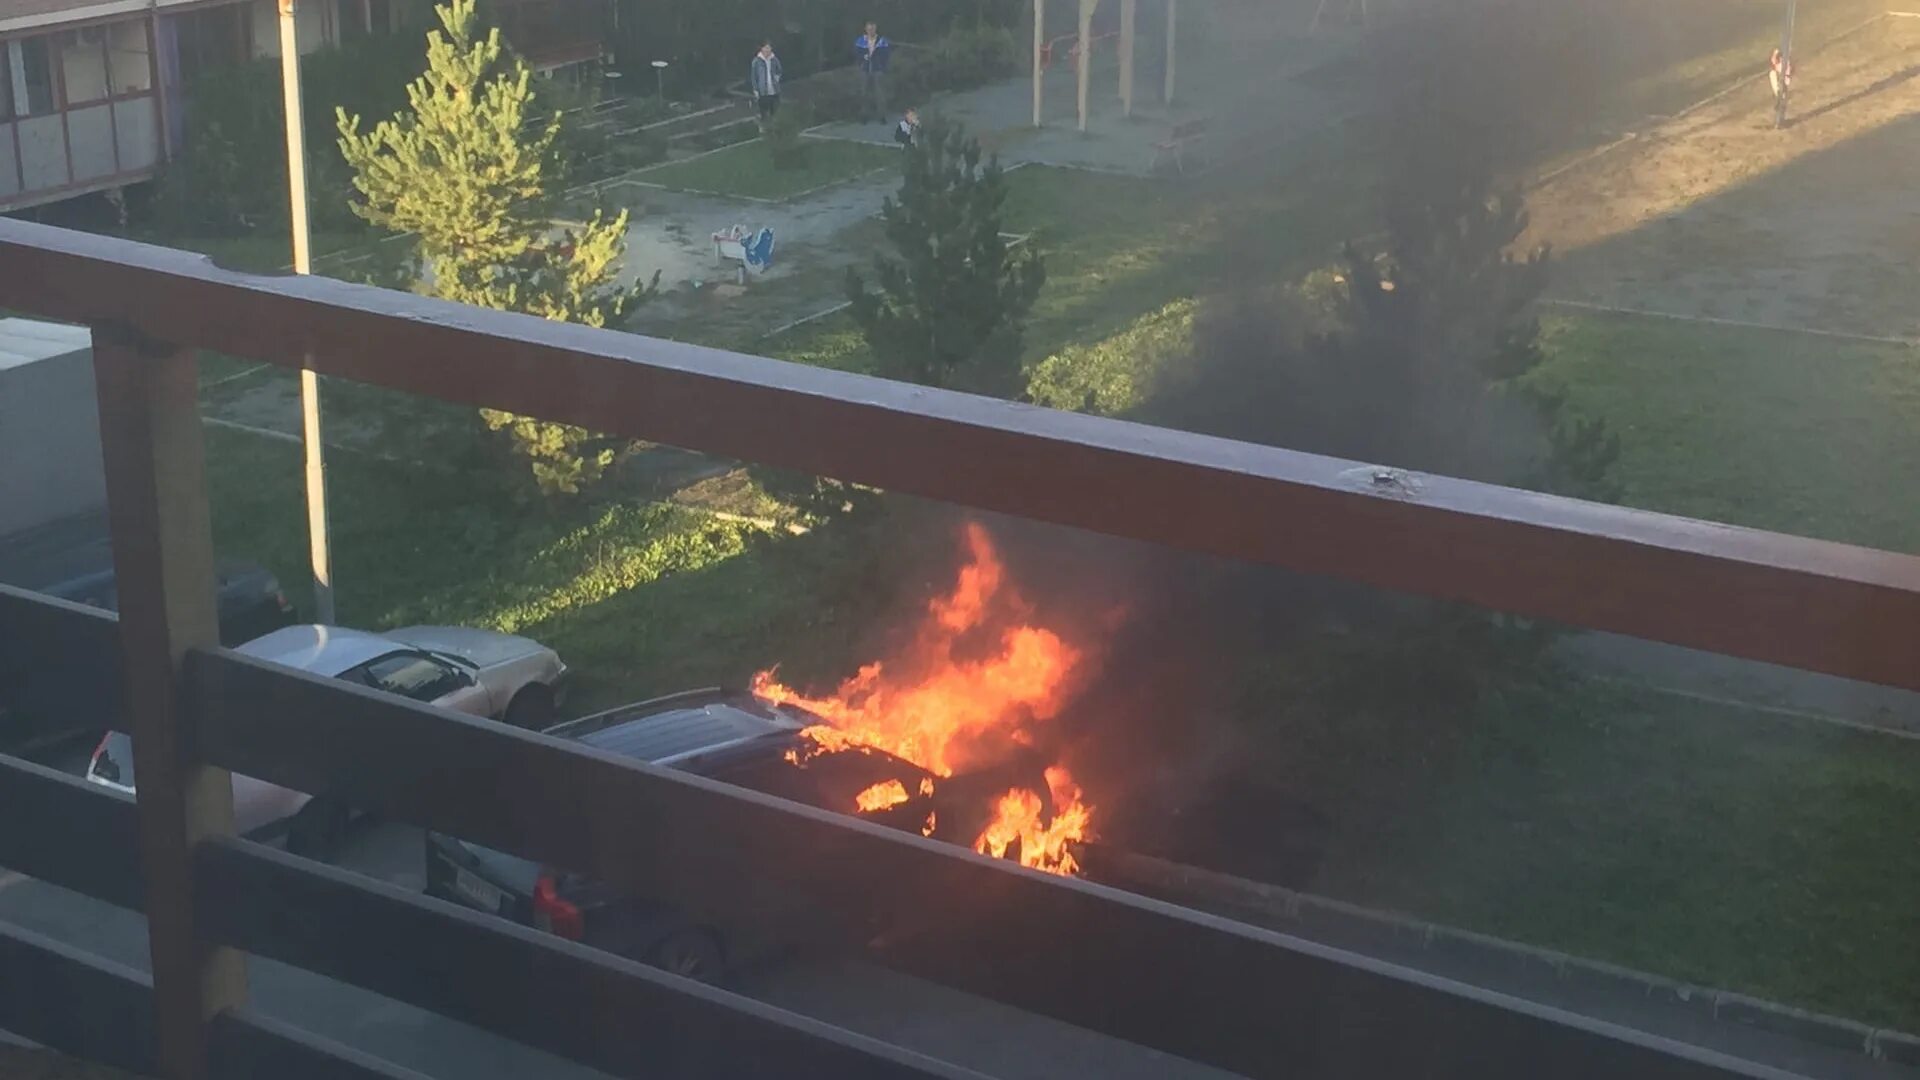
<box><xmin>2</xmin><ymin>217</ymin><xmax>1916</xmax><ymax>1079</ymax></box>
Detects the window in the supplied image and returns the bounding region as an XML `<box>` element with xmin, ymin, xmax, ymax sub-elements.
<box><xmin>6</xmin><ymin>37</ymin><xmax>56</xmax><ymax>116</ymax></box>
<box><xmin>59</xmin><ymin>27</ymin><xmax>109</xmax><ymax>104</ymax></box>
<box><xmin>348</xmin><ymin>652</ymin><xmax>467</xmax><ymax>702</ymax></box>
<box><xmin>0</xmin><ymin>44</ymin><xmax>12</xmax><ymax>118</ymax></box>
<box><xmin>106</xmin><ymin>21</ymin><xmax>151</xmax><ymax>95</ymax></box>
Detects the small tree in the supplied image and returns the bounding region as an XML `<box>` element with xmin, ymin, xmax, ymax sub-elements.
<box><xmin>338</xmin><ymin>0</ymin><xmax>650</xmax><ymax>494</ymax></box>
<box><xmin>845</xmin><ymin>117</ymin><xmax>1045</xmax><ymax>396</ymax></box>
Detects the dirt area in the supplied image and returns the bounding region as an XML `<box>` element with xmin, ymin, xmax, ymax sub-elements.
<box><xmin>1529</xmin><ymin>13</ymin><xmax>1920</xmax><ymax>338</ymax></box>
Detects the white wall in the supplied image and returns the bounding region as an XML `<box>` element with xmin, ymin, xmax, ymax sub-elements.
<box><xmin>14</xmin><ymin>114</ymin><xmax>67</xmax><ymax>189</ymax></box>
<box><xmin>0</xmin><ymin>322</ymin><xmax>105</xmax><ymax>539</ymax></box>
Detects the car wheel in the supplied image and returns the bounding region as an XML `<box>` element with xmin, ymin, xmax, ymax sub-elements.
<box><xmin>286</xmin><ymin>798</ymin><xmax>350</xmax><ymax>862</ymax></box>
<box><xmin>650</xmin><ymin>929</ymin><xmax>725</xmax><ymax>984</ymax></box>
<box><xmin>504</xmin><ymin>684</ymin><xmax>555</xmax><ymax>730</ymax></box>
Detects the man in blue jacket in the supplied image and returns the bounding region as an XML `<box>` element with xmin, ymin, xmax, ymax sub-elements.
<box><xmin>752</xmin><ymin>40</ymin><xmax>783</xmax><ymax>122</ymax></box>
<box><xmin>855</xmin><ymin>22</ymin><xmax>892</xmax><ymax>123</ymax></box>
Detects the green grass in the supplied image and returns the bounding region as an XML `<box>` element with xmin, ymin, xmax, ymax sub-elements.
<box><xmin>765</xmin><ymin>132</ymin><xmax>1378</xmax><ymax>377</ymax></box>
<box><xmin>1531</xmin><ymin>311</ymin><xmax>1920</xmax><ymax>553</ymax></box>
<box><xmin>1309</xmin><ymin>679</ymin><xmax>1920</xmax><ymax>1030</ymax></box>
<box><xmin>633</xmin><ymin>137</ymin><xmax>902</xmax><ymax>201</ymax></box>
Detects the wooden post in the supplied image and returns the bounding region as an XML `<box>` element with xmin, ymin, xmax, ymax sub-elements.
<box><xmin>1077</xmin><ymin>0</ymin><xmax>1095</xmax><ymax>131</ymax></box>
<box><xmin>1033</xmin><ymin>0</ymin><xmax>1046</xmax><ymax>127</ymax></box>
<box><xmin>94</xmin><ymin>329</ymin><xmax>245</xmax><ymax>1079</ymax></box>
<box><xmin>1119</xmin><ymin>0</ymin><xmax>1135</xmax><ymax>117</ymax></box>
<box><xmin>1165</xmin><ymin>0</ymin><xmax>1177</xmax><ymax>105</ymax></box>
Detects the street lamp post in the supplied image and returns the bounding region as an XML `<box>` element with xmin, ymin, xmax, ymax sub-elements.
<box><xmin>1774</xmin><ymin>0</ymin><xmax>1798</xmax><ymax>128</ymax></box>
<box><xmin>652</xmin><ymin>59</ymin><xmax>670</xmax><ymax>99</ymax></box>
<box><xmin>278</xmin><ymin>0</ymin><xmax>336</xmax><ymax>624</ymax></box>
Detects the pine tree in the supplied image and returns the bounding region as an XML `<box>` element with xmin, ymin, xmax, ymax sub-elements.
<box><xmin>845</xmin><ymin>117</ymin><xmax>1045</xmax><ymax>396</ymax></box>
<box><xmin>337</xmin><ymin>0</ymin><xmax>649</xmax><ymax>494</ymax></box>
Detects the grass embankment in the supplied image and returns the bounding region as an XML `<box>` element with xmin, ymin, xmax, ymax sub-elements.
<box><xmin>1531</xmin><ymin>311</ymin><xmax>1920</xmax><ymax>553</ymax></box>
<box><xmin>1298</xmin><ymin>676</ymin><xmax>1920</xmax><ymax>1030</ymax></box>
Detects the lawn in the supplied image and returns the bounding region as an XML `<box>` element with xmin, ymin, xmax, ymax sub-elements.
<box><xmin>631</xmin><ymin>137</ymin><xmax>902</xmax><ymax>201</ymax></box>
<box><xmin>199</xmin><ymin>412</ymin><xmax>897</xmax><ymax>715</ymax></box>
<box><xmin>767</xmin><ymin>129</ymin><xmax>1378</xmax><ymax>376</ymax></box>
<box><xmin>1307</xmin><ymin>678</ymin><xmax>1920</xmax><ymax>1030</ymax></box>
<box><xmin>1531</xmin><ymin>310</ymin><xmax>1920</xmax><ymax>553</ymax></box>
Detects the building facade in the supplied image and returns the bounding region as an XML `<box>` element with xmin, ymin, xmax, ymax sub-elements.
<box><xmin>0</xmin><ymin>0</ymin><xmax>414</xmax><ymax>214</ymax></box>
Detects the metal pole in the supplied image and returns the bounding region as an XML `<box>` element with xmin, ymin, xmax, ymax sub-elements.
<box><xmin>1119</xmin><ymin>0</ymin><xmax>1135</xmax><ymax>118</ymax></box>
<box><xmin>1033</xmin><ymin>0</ymin><xmax>1046</xmax><ymax>127</ymax></box>
<box><xmin>278</xmin><ymin>0</ymin><xmax>336</xmax><ymax>624</ymax></box>
<box><xmin>1077</xmin><ymin>0</ymin><xmax>1093</xmax><ymax>132</ymax></box>
<box><xmin>1165</xmin><ymin>0</ymin><xmax>1176</xmax><ymax>106</ymax></box>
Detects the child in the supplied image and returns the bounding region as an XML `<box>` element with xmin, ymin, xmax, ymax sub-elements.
<box><xmin>894</xmin><ymin>108</ymin><xmax>920</xmax><ymax>148</ymax></box>
<box><xmin>751</xmin><ymin>40</ymin><xmax>783</xmax><ymax>122</ymax></box>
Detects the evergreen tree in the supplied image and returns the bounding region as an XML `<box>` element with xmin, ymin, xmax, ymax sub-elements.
<box><xmin>846</xmin><ymin>117</ymin><xmax>1045</xmax><ymax>396</ymax></box>
<box><xmin>338</xmin><ymin>0</ymin><xmax>650</xmax><ymax>493</ymax></box>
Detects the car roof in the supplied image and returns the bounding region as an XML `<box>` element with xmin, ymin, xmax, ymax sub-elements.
<box><xmin>236</xmin><ymin>624</ymin><xmax>402</xmax><ymax>676</ymax></box>
<box><xmin>553</xmin><ymin>691</ymin><xmax>805</xmax><ymax>767</ymax></box>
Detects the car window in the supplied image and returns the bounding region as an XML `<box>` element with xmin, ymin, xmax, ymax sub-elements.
<box><xmin>348</xmin><ymin>651</ymin><xmax>464</xmax><ymax>702</ymax></box>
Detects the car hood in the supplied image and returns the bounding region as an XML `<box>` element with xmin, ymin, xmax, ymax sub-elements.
<box><xmin>386</xmin><ymin>625</ymin><xmax>544</xmax><ymax>668</ymax></box>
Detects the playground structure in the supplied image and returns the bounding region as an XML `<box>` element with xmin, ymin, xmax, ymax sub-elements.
<box><xmin>712</xmin><ymin>225</ymin><xmax>777</xmax><ymax>285</ymax></box>
<box><xmin>1030</xmin><ymin>0</ymin><xmax>1181</xmax><ymax>131</ymax></box>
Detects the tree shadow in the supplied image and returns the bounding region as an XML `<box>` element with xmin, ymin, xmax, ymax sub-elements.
<box><xmin>1786</xmin><ymin>62</ymin><xmax>1920</xmax><ymax>127</ymax></box>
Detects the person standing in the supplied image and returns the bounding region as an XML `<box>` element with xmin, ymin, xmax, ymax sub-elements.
<box><xmin>1768</xmin><ymin>47</ymin><xmax>1793</xmax><ymax>128</ymax></box>
<box><xmin>752</xmin><ymin>40</ymin><xmax>784</xmax><ymax>123</ymax></box>
<box><xmin>855</xmin><ymin>21</ymin><xmax>892</xmax><ymax>123</ymax></box>
<box><xmin>894</xmin><ymin>107</ymin><xmax>920</xmax><ymax>148</ymax></box>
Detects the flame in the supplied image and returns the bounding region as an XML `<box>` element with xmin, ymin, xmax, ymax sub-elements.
<box><xmin>855</xmin><ymin>779</ymin><xmax>910</xmax><ymax>813</ymax></box>
<box><xmin>974</xmin><ymin>767</ymin><xmax>1091</xmax><ymax>875</ymax></box>
<box><xmin>756</xmin><ymin>523</ymin><xmax>1095</xmax><ymax>876</ymax></box>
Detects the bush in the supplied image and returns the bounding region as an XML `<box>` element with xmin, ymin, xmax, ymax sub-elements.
<box><xmin>1025</xmin><ymin>299</ymin><xmax>1195</xmax><ymax>416</ymax></box>
<box><xmin>764</xmin><ymin>102</ymin><xmax>816</xmax><ymax>169</ymax></box>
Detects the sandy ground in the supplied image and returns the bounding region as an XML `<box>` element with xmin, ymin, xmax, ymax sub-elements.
<box><xmin>1530</xmin><ymin>13</ymin><xmax>1920</xmax><ymax>338</ymax></box>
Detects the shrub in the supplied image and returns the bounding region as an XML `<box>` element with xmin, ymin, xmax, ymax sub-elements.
<box><xmin>764</xmin><ymin>102</ymin><xmax>816</xmax><ymax>169</ymax></box>
<box><xmin>1025</xmin><ymin>300</ymin><xmax>1194</xmax><ymax>416</ymax></box>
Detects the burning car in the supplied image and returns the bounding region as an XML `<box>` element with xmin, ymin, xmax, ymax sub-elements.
<box><xmin>426</xmin><ymin>522</ymin><xmax>1101</xmax><ymax>981</ymax></box>
<box><xmin>425</xmin><ymin>688</ymin><xmax>1047</xmax><ymax>981</ymax></box>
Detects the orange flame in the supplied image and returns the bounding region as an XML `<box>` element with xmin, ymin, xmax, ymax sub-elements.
<box><xmin>854</xmin><ymin>779</ymin><xmax>910</xmax><ymax>813</ymax></box>
<box><xmin>974</xmin><ymin>767</ymin><xmax>1092</xmax><ymax>875</ymax></box>
<box><xmin>756</xmin><ymin>523</ymin><xmax>1095</xmax><ymax>876</ymax></box>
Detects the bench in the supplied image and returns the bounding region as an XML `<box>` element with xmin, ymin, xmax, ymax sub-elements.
<box><xmin>1153</xmin><ymin>116</ymin><xmax>1210</xmax><ymax>174</ymax></box>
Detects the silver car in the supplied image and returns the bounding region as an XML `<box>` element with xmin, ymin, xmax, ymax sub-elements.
<box><xmin>86</xmin><ymin>623</ymin><xmax>567</xmax><ymax>855</ymax></box>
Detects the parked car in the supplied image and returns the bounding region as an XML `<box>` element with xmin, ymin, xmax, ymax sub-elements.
<box><xmin>87</xmin><ymin>623</ymin><xmax>567</xmax><ymax>854</ymax></box>
<box><xmin>1</xmin><ymin>519</ymin><xmax>296</xmax><ymax>753</ymax></box>
<box><xmin>0</xmin><ymin>515</ymin><xmax>296</xmax><ymax>647</ymax></box>
<box><xmin>424</xmin><ymin>688</ymin><xmax>1038</xmax><ymax>983</ymax></box>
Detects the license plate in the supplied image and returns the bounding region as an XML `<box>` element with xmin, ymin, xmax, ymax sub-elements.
<box><xmin>452</xmin><ymin>867</ymin><xmax>505</xmax><ymax>912</ymax></box>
